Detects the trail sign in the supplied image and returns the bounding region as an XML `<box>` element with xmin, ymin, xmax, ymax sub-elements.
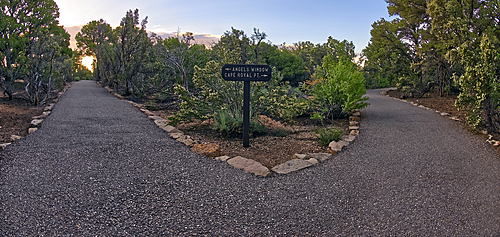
<box><xmin>221</xmin><ymin>64</ymin><xmax>272</xmax><ymax>147</ymax></box>
<box><xmin>222</xmin><ymin>64</ymin><xmax>272</xmax><ymax>82</ymax></box>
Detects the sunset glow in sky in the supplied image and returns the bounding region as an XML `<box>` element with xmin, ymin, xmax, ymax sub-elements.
<box><xmin>55</xmin><ymin>0</ymin><xmax>394</xmax><ymax>52</ymax></box>
<box><xmin>80</xmin><ymin>56</ymin><xmax>94</xmax><ymax>72</ymax></box>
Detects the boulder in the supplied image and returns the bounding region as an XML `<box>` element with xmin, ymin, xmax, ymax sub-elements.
<box><xmin>305</xmin><ymin>153</ymin><xmax>333</xmax><ymax>162</ymax></box>
<box><xmin>349</xmin><ymin>126</ymin><xmax>360</xmax><ymax>130</ymax></box>
<box><xmin>42</xmin><ymin>111</ymin><xmax>51</xmax><ymax>116</ymax></box>
<box><xmin>271</xmin><ymin>159</ymin><xmax>313</xmax><ymax>174</ymax></box>
<box><xmin>349</xmin><ymin>130</ymin><xmax>360</xmax><ymax>136</ymax></box>
<box><xmin>191</xmin><ymin>143</ymin><xmax>222</xmax><ymax>157</ymax></box>
<box><xmin>352</xmin><ymin>111</ymin><xmax>361</xmax><ymax>117</ymax></box>
<box><xmin>349</xmin><ymin>121</ymin><xmax>359</xmax><ymax>126</ymax></box>
<box><xmin>349</xmin><ymin>116</ymin><xmax>361</xmax><ymax>122</ymax></box>
<box><xmin>28</xmin><ymin>128</ymin><xmax>38</xmax><ymax>134</ymax></box>
<box><xmin>440</xmin><ymin>112</ymin><xmax>450</xmax><ymax>116</ymax></box>
<box><xmin>31</xmin><ymin>119</ymin><xmax>44</xmax><ymax>127</ymax></box>
<box><xmin>215</xmin><ymin>156</ymin><xmax>231</xmax><ymax>162</ymax></box>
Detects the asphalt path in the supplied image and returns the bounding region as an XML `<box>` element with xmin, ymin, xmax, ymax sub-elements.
<box><xmin>1</xmin><ymin>81</ymin><xmax>499</xmax><ymax>235</ymax></box>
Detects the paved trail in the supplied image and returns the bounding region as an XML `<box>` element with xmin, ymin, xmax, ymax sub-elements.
<box><xmin>1</xmin><ymin>81</ymin><xmax>499</xmax><ymax>235</ymax></box>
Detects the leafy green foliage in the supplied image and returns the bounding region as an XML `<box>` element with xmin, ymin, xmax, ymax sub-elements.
<box><xmin>362</xmin><ymin>18</ymin><xmax>413</xmax><ymax>89</ymax></box>
<box><xmin>169</xmin><ymin>55</ymin><xmax>308</xmax><ymax>134</ymax></box>
<box><xmin>263</xmin><ymin>46</ymin><xmax>307</xmax><ymax>87</ymax></box>
<box><xmin>309</xmin><ymin>57</ymin><xmax>369</xmax><ymax>121</ymax></box>
<box><xmin>144</xmin><ymin>100</ymin><xmax>159</xmax><ymax>111</ymax></box>
<box><xmin>456</xmin><ymin>35</ymin><xmax>499</xmax><ymax>128</ymax></box>
<box><xmin>427</xmin><ymin>0</ymin><xmax>500</xmax><ymax>132</ymax></box>
<box><xmin>315</xmin><ymin>127</ymin><xmax>344</xmax><ymax>146</ymax></box>
<box><xmin>212</xmin><ymin>109</ymin><xmax>266</xmax><ymax>136</ymax></box>
<box><xmin>0</xmin><ymin>0</ymin><xmax>70</xmax><ymax>103</ymax></box>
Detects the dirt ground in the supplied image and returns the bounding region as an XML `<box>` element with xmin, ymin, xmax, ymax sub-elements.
<box><xmin>0</xmin><ymin>95</ymin><xmax>44</xmax><ymax>143</ymax></box>
<box><xmin>387</xmin><ymin>90</ymin><xmax>468</xmax><ymax>122</ymax></box>
<box><xmin>154</xmin><ymin>109</ymin><xmax>345</xmax><ymax>169</ymax></box>
<box><xmin>0</xmin><ymin>81</ymin><xmax>68</xmax><ymax>144</ymax></box>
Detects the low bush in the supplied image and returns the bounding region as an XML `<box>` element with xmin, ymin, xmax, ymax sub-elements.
<box><xmin>212</xmin><ymin>109</ymin><xmax>266</xmax><ymax>136</ymax></box>
<box><xmin>309</xmin><ymin>57</ymin><xmax>369</xmax><ymax>122</ymax></box>
<box><xmin>315</xmin><ymin>127</ymin><xmax>344</xmax><ymax>146</ymax></box>
<box><xmin>169</xmin><ymin>54</ymin><xmax>308</xmax><ymax>136</ymax></box>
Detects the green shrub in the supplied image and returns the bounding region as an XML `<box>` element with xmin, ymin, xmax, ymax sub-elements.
<box><xmin>153</xmin><ymin>90</ymin><xmax>172</xmax><ymax>102</ymax></box>
<box><xmin>315</xmin><ymin>127</ymin><xmax>344</xmax><ymax>146</ymax></box>
<box><xmin>212</xmin><ymin>109</ymin><xmax>266</xmax><ymax>136</ymax></box>
<box><xmin>145</xmin><ymin>100</ymin><xmax>158</xmax><ymax>111</ymax></box>
<box><xmin>310</xmin><ymin>57</ymin><xmax>369</xmax><ymax>122</ymax></box>
<box><xmin>274</xmin><ymin>129</ymin><xmax>289</xmax><ymax>137</ymax></box>
<box><xmin>169</xmin><ymin>57</ymin><xmax>308</xmax><ymax>131</ymax></box>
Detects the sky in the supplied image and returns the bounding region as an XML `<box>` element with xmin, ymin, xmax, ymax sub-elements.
<box><xmin>55</xmin><ymin>0</ymin><xmax>394</xmax><ymax>53</ymax></box>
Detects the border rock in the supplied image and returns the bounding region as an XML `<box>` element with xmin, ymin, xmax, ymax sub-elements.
<box><xmin>305</xmin><ymin>153</ymin><xmax>333</xmax><ymax>162</ymax></box>
<box><xmin>349</xmin><ymin>116</ymin><xmax>361</xmax><ymax>122</ymax></box>
<box><xmin>170</xmin><ymin>133</ymin><xmax>184</xmax><ymax>139</ymax></box>
<box><xmin>329</xmin><ymin>140</ymin><xmax>349</xmax><ymax>152</ymax></box>
<box><xmin>164</xmin><ymin>125</ymin><xmax>182</xmax><ymax>134</ymax></box>
<box><xmin>0</xmin><ymin>143</ymin><xmax>11</xmax><ymax>151</ymax></box>
<box><xmin>350</xmin><ymin>130</ymin><xmax>360</xmax><ymax>136</ymax></box>
<box><xmin>10</xmin><ymin>135</ymin><xmax>22</xmax><ymax>142</ymax></box>
<box><xmin>342</xmin><ymin>135</ymin><xmax>356</xmax><ymax>142</ymax></box>
<box><xmin>215</xmin><ymin>156</ymin><xmax>231</xmax><ymax>161</ymax></box>
<box><xmin>191</xmin><ymin>143</ymin><xmax>221</xmax><ymax>157</ymax></box>
<box><xmin>350</xmin><ymin>121</ymin><xmax>359</xmax><ymax>126</ymax></box>
<box><xmin>30</xmin><ymin>119</ymin><xmax>43</xmax><ymax>127</ymax></box>
<box><xmin>306</xmin><ymin>158</ymin><xmax>319</xmax><ymax>165</ymax></box>
<box><xmin>292</xmin><ymin>153</ymin><xmax>307</xmax><ymax>160</ymax></box>
<box><xmin>148</xmin><ymin>116</ymin><xmax>164</xmax><ymax>121</ymax></box>
<box><xmin>271</xmin><ymin>159</ymin><xmax>313</xmax><ymax>174</ymax></box>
